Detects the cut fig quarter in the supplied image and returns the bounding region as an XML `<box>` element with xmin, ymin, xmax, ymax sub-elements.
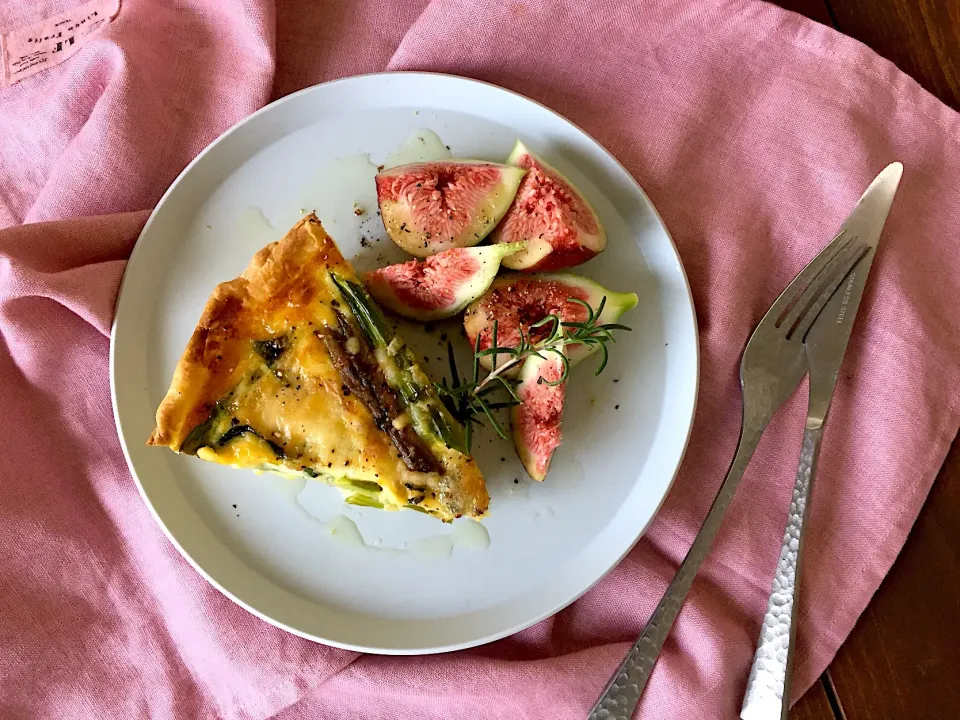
<box><xmin>375</xmin><ymin>160</ymin><xmax>527</xmax><ymax>257</ymax></box>
<box><xmin>364</xmin><ymin>242</ymin><xmax>527</xmax><ymax>322</ymax></box>
<box><xmin>512</xmin><ymin>348</ymin><xmax>568</xmax><ymax>481</ymax></box>
<box><xmin>464</xmin><ymin>273</ymin><xmax>638</xmax><ymax>373</ymax></box>
<box><xmin>490</xmin><ymin>140</ymin><xmax>607</xmax><ymax>272</ymax></box>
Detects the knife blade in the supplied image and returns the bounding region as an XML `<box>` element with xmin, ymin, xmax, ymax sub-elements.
<box><xmin>804</xmin><ymin>162</ymin><xmax>903</xmax><ymax>403</ymax></box>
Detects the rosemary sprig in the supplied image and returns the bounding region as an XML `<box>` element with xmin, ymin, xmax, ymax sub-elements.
<box><xmin>436</xmin><ymin>297</ymin><xmax>631</xmax><ymax>451</ymax></box>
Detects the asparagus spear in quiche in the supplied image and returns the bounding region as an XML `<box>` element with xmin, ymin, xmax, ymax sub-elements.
<box><xmin>148</xmin><ymin>214</ymin><xmax>488</xmax><ymax>521</ymax></box>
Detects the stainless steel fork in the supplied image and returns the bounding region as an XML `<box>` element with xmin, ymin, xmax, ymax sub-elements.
<box><xmin>587</xmin><ymin>230</ymin><xmax>870</xmax><ymax>720</ymax></box>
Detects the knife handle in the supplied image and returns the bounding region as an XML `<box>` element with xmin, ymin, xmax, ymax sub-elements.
<box><xmin>740</xmin><ymin>423</ymin><xmax>824</xmax><ymax>720</ymax></box>
<box><xmin>588</xmin><ymin>427</ymin><xmax>763</xmax><ymax>720</ymax></box>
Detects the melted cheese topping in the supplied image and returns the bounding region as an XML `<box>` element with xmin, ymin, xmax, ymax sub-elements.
<box><xmin>194</xmin><ymin>324</ymin><xmax>462</xmax><ymax>515</ymax></box>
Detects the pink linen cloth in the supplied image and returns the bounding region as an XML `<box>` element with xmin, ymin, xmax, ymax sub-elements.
<box><xmin>2</xmin><ymin>0</ymin><xmax>959</xmax><ymax>718</ymax></box>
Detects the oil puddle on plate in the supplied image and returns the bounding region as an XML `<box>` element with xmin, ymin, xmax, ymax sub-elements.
<box><xmin>305</xmin><ymin>153</ymin><xmax>379</xmax><ymax>234</ymax></box>
<box><xmin>294</xmin><ymin>478</ymin><xmax>490</xmax><ymax>559</ymax></box>
<box><xmin>382</xmin><ymin>128</ymin><xmax>452</xmax><ymax>168</ymax></box>
<box><xmin>233</xmin><ymin>206</ymin><xmax>278</xmax><ymax>247</ymax></box>
<box><xmin>229</xmin><ymin>128</ymin><xmax>451</xmax><ymax>251</ymax></box>
<box><xmin>305</xmin><ymin>127</ymin><xmax>453</xmax><ymax>234</ymax></box>
<box><xmin>244</xmin><ymin>127</ymin><xmax>457</xmax><ymax>272</ymax></box>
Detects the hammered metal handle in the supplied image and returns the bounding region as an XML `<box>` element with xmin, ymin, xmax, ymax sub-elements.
<box><xmin>588</xmin><ymin>428</ymin><xmax>762</xmax><ymax>720</ymax></box>
<box><xmin>741</xmin><ymin>424</ymin><xmax>823</xmax><ymax>720</ymax></box>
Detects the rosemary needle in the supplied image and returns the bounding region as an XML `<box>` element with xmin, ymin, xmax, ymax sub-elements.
<box><xmin>436</xmin><ymin>297</ymin><xmax>631</xmax><ymax>452</ymax></box>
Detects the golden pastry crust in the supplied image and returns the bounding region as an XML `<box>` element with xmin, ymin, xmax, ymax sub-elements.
<box><xmin>149</xmin><ymin>214</ymin><xmax>345</xmax><ymax>448</ymax></box>
<box><xmin>148</xmin><ymin>214</ymin><xmax>489</xmax><ymax>521</ymax></box>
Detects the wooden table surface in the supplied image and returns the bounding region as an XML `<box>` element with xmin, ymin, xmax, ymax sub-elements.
<box><xmin>764</xmin><ymin>3</ymin><xmax>960</xmax><ymax>718</ymax></box>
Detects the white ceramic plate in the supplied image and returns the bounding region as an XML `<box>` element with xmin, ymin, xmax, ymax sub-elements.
<box><xmin>111</xmin><ymin>72</ymin><xmax>698</xmax><ymax>654</ymax></box>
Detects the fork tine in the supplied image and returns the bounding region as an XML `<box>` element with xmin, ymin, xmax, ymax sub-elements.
<box><xmin>763</xmin><ymin>230</ymin><xmax>855</xmax><ymax>329</ymax></box>
<box><xmin>770</xmin><ymin>230</ymin><xmax>852</xmax><ymax>327</ymax></box>
<box><xmin>777</xmin><ymin>235</ymin><xmax>862</xmax><ymax>333</ymax></box>
<box><xmin>791</xmin><ymin>243</ymin><xmax>870</xmax><ymax>340</ymax></box>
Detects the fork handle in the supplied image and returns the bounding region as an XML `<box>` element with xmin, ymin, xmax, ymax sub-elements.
<box><xmin>740</xmin><ymin>422</ymin><xmax>824</xmax><ymax>720</ymax></box>
<box><xmin>587</xmin><ymin>427</ymin><xmax>763</xmax><ymax>720</ymax></box>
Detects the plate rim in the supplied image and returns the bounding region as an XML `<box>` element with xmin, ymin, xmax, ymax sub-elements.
<box><xmin>109</xmin><ymin>70</ymin><xmax>701</xmax><ymax>654</ymax></box>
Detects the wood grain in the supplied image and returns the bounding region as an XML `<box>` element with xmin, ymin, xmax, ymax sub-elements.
<box><xmin>825</xmin><ymin>438</ymin><xmax>960</xmax><ymax>719</ymax></box>
<box><xmin>828</xmin><ymin>0</ymin><xmax>960</xmax><ymax>109</ymax></box>
<box><xmin>790</xmin><ymin>677</ymin><xmax>839</xmax><ymax>720</ymax></box>
<box><xmin>773</xmin><ymin>0</ymin><xmax>835</xmax><ymax>25</ymax></box>
<box><xmin>813</xmin><ymin>0</ymin><xmax>960</xmax><ymax>713</ymax></box>
<box><xmin>753</xmin><ymin>1</ymin><xmax>960</xmax><ymax>718</ymax></box>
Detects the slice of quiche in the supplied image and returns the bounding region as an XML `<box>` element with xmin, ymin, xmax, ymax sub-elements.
<box><xmin>148</xmin><ymin>214</ymin><xmax>488</xmax><ymax>522</ymax></box>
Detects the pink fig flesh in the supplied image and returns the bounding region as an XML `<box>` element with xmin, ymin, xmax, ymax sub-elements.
<box><xmin>463</xmin><ymin>273</ymin><xmax>637</xmax><ymax>372</ymax></box>
<box><xmin>512</xmin><ymin>351</ymin><xmax>567</xmax><ymax>481</ymax></box>
<box><xmin>376</xmin><ymin>161</ymin><xmax>526</xmax><ymax>257</ymax></box>
<box><xmin>492</xmin><ymin>141</ymin><xmax>606</xmax><ymax>272</ymax></box>
<box><xmin>364</xmin><ymin>243</ymin><xmax>526</xmax><ymax>322</ymax></box>
<box><xmin>464</xmin><ymin>275</ymin><xmax>590</xmax><ymax>369</ymax></box>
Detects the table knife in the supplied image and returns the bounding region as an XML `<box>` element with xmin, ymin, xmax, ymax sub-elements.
<box><xmin>740</xmin><ymin>161</ymin><xmax>903</xmax><ymax>720</ymax></box>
